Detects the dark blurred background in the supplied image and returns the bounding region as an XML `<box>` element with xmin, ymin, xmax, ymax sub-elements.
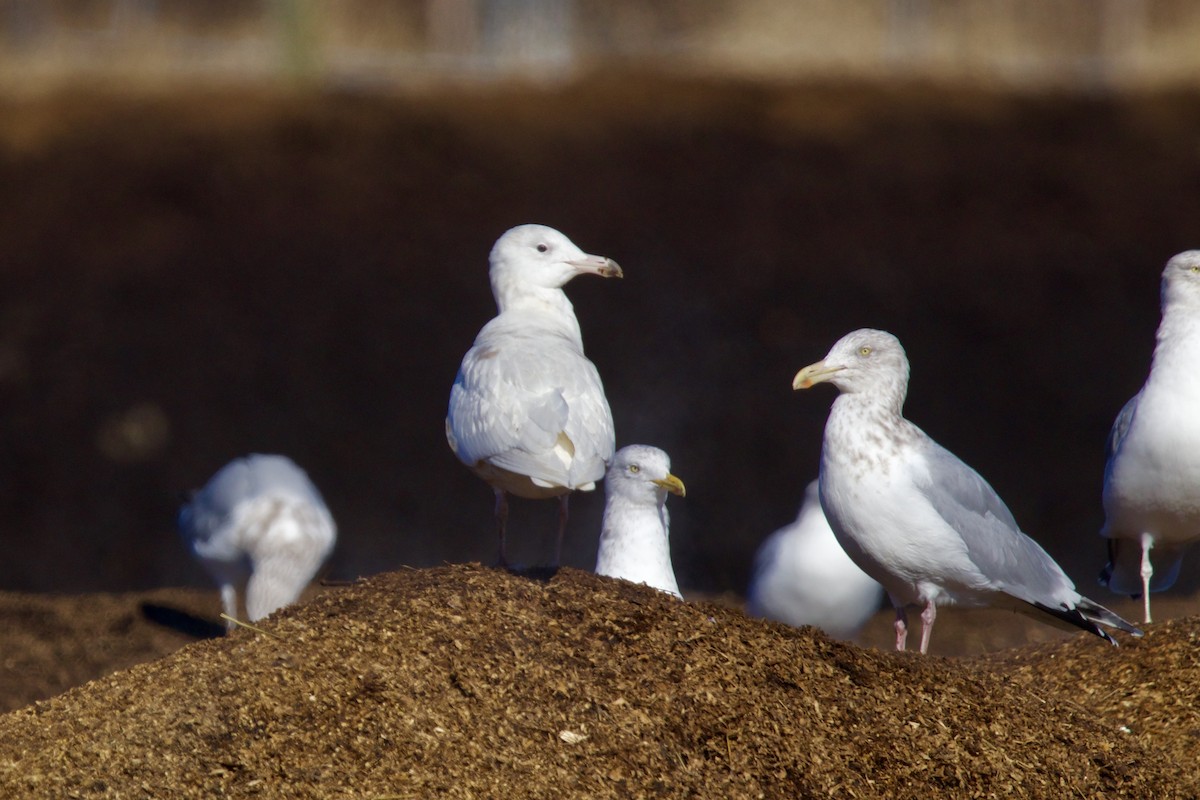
<box><xmin>1</xmin><ymin>0</ymin><xmax>1200</xmax><ymax>598</ymax></box>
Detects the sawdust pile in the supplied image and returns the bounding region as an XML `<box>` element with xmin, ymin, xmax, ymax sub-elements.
<box><xmin>0</xmin><ymin>588</ymin><xmax>219</xmax><ymax>714</ymax></box>
<box><xmin>0</xmin><ymin>564</ymin><xmax>1190</xmax><ymax>798</ymax></box>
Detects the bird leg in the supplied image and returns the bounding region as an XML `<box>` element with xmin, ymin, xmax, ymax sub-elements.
<box><xmin>493</xmin><ymin>488</ymin><xmax>510</xmax><ymax>568</ymax></box>
<box><xmin>1140</xmin><ymin>532</ymin><xmax>1154</xmax><ymax>624</ymax></box>
<box><xmin>219</xmin><ymin>584</ymin><xmax>238</xmax><ymax>631</ymax></box>
<box><xmin>919</xmin><ymin>600</ymin><xmax>937</xmax><ymax>655</ymax></box>
<box><xmin>554</xmin><ymin>494</ymin><xmax>570</xmax><ymax>567</ymax></box>
<box><xmin>893</xmin><ymin>606</ymin><xmax>908</xmax><ymax>651</ymax></box>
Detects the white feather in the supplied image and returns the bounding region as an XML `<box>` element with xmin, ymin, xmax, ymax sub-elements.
<box><xmin>446</xmin><ymin>224</ymin><xmax>618</xmax><ymax>499</ymax></box>
<box><xmin>178</xmin><ymin>454</ymin><xmax>336</xmax><ymax>626</ymax></box>
<box><xmin>595</xmin><ymin>445</ymin><xmax>683</xmax><ymax>599</ymax></box>
<box><xmin>795</xmin><ymin>329</ymin><xmax>1139</xmax><ymax>652</ymax></box>
<box><xmin>746</xmin><ymin>480</ymin><xmax>883</xmax><ymax>639</ymax></box>
<box><xmin>1100</xmin><ymin>250</ymin><xmax>1200</xmax><ymax>621</ymax></box>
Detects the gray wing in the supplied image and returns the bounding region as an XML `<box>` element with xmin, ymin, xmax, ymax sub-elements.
<box><xmin>447</xmin><ymin>325</ymin><xmax>614</xmax><ymax>489</ymax></box>
<box><xmin>1102</xmin><ymin>392</ymin><xmax>1140</xmax><ymax>485</ymax></box>
<box><xmin>209</xmin><ymin>455</ymin><xmax>327</xmax><ymax>510</ymax></box>
<box><xmin>914</xmin><ymin>440</ymin><xmax>1075</xmax><ymax>603</ymax></box>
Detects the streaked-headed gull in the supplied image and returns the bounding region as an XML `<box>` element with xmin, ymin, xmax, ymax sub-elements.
<box><xmin>1100</xmin><ymin>250</ymin><xmax>1200</xmax><ymax>624</ymax></box>
<box><xmin>793</xmin><ymin>329</ymin><xmax>1141</xmax><ymax>654</ymax></box>
<box><xmin>446</xmin><ymin>224</ymin><xmax>622</xmax><ymax>567</ymax></box>
<box><xmin>177</xmin><ymin>454</ymin><xmax>336</xmax><ymax>628</ymax></box>
<box><xmin>595</xmin><ymin>444</ymin><xmax>685</xmax><ymax>598</ymax></box>
<box><xmin>746</xmin><ymin>480</ymin><xmax>883</xmax><ymax>639</ymax></box>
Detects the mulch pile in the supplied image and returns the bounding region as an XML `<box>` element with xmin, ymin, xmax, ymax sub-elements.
<box><xmin>0</xmin><ymin>564</ymin><xmax>1190</xmax><ymax>798</ymax></box>
<box><xmin>0</xmin><ymin>587</ymin><xmax>218</xmax><ymax>715</ymax></box>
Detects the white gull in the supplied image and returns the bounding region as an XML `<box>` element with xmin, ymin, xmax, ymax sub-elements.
<box><xmin>1100</xmin><ymin>250</ymin><xmax>1200</xmax><ymax>623</ymax></box>
<box><xmin>746</xmin><ymin>479</ymin><xmax>883</xmax><ymax>639</ymax></box>
<box><xmin>178</xmin><ymin>454</ymin><xmax>336</xmax><ymax>628</ymax></box>
<box><xmin>446</xmin><ymin>224</ymin><xmax>621</xmax><ymax>566</ymax></box>
<box><xmin>793</xmin><ymin>328</ymin><xmax>1141</xmax><ymax>654</ymax></box>
<box><xmin>595</xmin><ymin>444</ymin><xmax>685</xmax><ymax>598</ymax></box>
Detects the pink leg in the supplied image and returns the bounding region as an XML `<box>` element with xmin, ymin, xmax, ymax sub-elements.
<box><xmin>893</xmin><ymin>606</ymin><xmax>909</xmax><ymax>651</ymax></box>
<box><xmin>554</xmin><ymin>494</ymin><xmax>570</xmax><ymax>566</ymax></box>
<box><xmin>919</xmin><ymin>599</ymin><xmax>937</xmax><ymax>655</ymax></box>
<box><xmin>493</xmin><ymin>488</ymin><xmax>510</xmax><ymax>567</ymax></box>
<box><xmin>1139</xmin><ymin>532</ymin><xmax>1154</xmax><ymax>625</ymax></box>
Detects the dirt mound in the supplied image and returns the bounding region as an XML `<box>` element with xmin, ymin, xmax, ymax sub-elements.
<box><xmin>0</xmin><ymin>564</ymin><xmax>1187</xmax><ymax>798</ymax></box>
<box><xmin>992</xmin><ymin>619</ymin><xmax>1200</xmax><ymax>795</ymax></box>
<box><xmin>0</xmin><ymin>587</ymin><xmax>219</xmax><ymax>714</ymax></box>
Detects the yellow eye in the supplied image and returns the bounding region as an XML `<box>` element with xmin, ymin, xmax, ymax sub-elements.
<box><xmin>859</xmin><ymin>346</ymin><xmax>872</xmax><ymax>356</ymax></box>
<box><xmin>629</xmin><ymin>464</ymin><xmax>641</xmax><ymax>474</ymax></box>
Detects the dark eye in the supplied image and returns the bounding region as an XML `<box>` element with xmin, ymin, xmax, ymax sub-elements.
<box><xmin>536</xmin><ymin>243</ymin><xmax>549</xmax><ymax>253</ymax></box>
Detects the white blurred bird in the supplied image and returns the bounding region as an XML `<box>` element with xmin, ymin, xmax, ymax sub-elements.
<box><xmin>446</xmin><ymin>224</ymin><xmax>622</xmax><ymax>567</ymax></box>
<box><xmin>794</xmin><ymin>328</ymin><xmax>1141</xmax><ymax>654</ymax></box>
<box><xmin>1101</xmin><ymin>250</ymin><xmax>1200</xmax><ymax>624</ymax></box>
<box><xmin>595</xmin><ymin>445</ymin><xmax>685</xmax><ymax>598</ymax></box>
<box><xmin>746</xmin><ymin>480</ymin><xmax>883</xmax><ymax>639</ymax></box>
<box><xmin>178</xmin><ymin>454</ymin><xmax>336</xmax><ymax>628</ymax></box>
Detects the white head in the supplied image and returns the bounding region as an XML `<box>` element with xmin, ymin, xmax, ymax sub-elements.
<box><xmin>605</xmin><ymin>444</ymin><xmax>686</xmax><ymax>506</ymax></box>
<box><xmin>792</xmin><ymin>328</ymin><xmax>911</xmax><ymax>410</ymax></box>
<box><xmin>488</xmin><ymin>224</ymin><xmax>622</xmax><ymax>312</ymax></box>
<box><xmin>1161</xmin><ymin>249</ymin><xmax>1200</xmax><ymax>313</ymax></box>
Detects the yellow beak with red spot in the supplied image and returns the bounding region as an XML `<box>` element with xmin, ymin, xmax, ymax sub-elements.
<box><xmin>793</xmin><ymin>360</ymin><xmax>845</xmax><ymax>390</ymax></box>
<box><xmin>651</xmin><ymin>474</ymin><xmax>686</xmax><ymax>497</ymax></box>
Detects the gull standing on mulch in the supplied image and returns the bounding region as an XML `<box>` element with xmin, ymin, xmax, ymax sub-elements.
<box><xmin>746</xmin><ymin>479</ymin><xmax>883</xmax><ymax>639</ymax></box>
<box><xmin>793</xmin><ymin>328</ymin><xmax>1142</xmax><ymax>654</ymax></box>
<box><xmin>594</xmin><ymin>444</ymin><xmax>686</xmax><ymax>598</ymax></box>
<box><xmin>178</xmin><ymin>454</ymin><xmax>336</xmax><ymax>629</ymax></box>
<box><xmin>1100</xmin><ymin>250</ymin><xmax>1200</xmax><ymax>624</ymax></box>
<box><xmin>446</xmin><ymin>224</ymin><xmax>622</xmax><ymax>567</ymax></box>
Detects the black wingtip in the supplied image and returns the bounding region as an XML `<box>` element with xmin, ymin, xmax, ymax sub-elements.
<box><xmin>1028</xmin><ymin>598</ymin><xmax>1142</xmax><ymax>645</ymax></box>
<box><xmin>1077</xmin><ymin>596</ymin><xmax>1144</xmax><ymax>638</ymax></box>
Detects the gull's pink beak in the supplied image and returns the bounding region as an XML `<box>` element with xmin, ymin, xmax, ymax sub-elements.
<box><xmin>568</xmin><ymin>254</ymin><xmax>623</xmax><ymax>279</ymax></box>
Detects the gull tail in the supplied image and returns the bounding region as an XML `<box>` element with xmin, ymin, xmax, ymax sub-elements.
<box><xmin>1025</xmin><ymin>596</ymin><xmax>1143</xmax><ymax>646</ymax></box>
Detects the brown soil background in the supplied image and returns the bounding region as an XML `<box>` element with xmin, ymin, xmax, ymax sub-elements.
<box><xmin>2</xmin><ymin>76</ymin><xmax>1200</xmax><ymax>596</ymax></box>
<box><xmin>4</xmin><ymin>76</ymin><xmax>1200</xmax><ymax>796</ymax></box>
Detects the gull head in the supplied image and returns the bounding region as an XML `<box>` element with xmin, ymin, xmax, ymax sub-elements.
<box><xmin>489</xmin><ymin>224</ymin><xmax>622</xmax><ymax>299</ymax></box>
<box><xmin>1161</xmin><ymin>249</ymin><xmax>1200</xmax><ymax>312</ymax></box>
<box><xmin>793</xmin><ymin>328</ymin><xmax>910</xmax><ymax>398</ymax></box>
<box><xmin>606</xmin><ymin>444</ymin><xmax>686</xmax><ymax>505</ymax></box>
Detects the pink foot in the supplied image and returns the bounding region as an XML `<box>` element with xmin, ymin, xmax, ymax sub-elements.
<box><xmin>919</xmin><ymin>600</ymin><xmax>937</xmax><ymax>655</ymax></box>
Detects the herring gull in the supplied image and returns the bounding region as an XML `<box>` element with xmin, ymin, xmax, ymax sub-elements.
<box><xmin>1100</xmin><ymin>250</ymin><xmax>1200</xmax><ymax>624</ymax></box>
<box><xmin>178</xmin><ymin>454</ymin><xmax>336</xmax><ymax>628</ymax></box>
<box><xmin>595</xmin><ymin>444</ymin><xmax>685</xmax><ymax>598</ymax></box>
<box><xmin>793</xmin><ymin>328</ymin><xmax>1141</xmax><ymax>654</ymax></box>
<box><xmin>746</xmin><ymin>479</ymin><xmax>883</xmax><ymax>639</ymax></box>
<box><xmin>446</xmin><ymin>224</ymin><xmax>622</xmax><ymax>567</ymax></box>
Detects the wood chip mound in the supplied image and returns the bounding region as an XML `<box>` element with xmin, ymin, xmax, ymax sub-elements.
<box><xmin>0</xmin><ymin>564</ymin><xmax>1191</xmax><ymax>798</ymax></box>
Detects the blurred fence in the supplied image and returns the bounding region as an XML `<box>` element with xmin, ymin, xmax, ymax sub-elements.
<box><xmin>1</xmin><ymin>0</ymin><xmax>1199</xmax><ymax>91</ymax></box>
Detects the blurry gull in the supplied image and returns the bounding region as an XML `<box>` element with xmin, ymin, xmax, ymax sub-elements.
<box><xmin>793</xmin><ymin>329</ymin><xmax>1141</xmax><ymax>654</ymax></box>
<box><xmin>178</xmin><ymin>454</ymin><xmax>336</xmax><ymax>629</ymax></box>
<box><xmin>746</xmin><ymin>480</ymin><xmax>883</xmax><ymax>639</ymax></box>
<box><xmin>595</xmin><ymin>444</ymin><xmax>685</xmax><ymax>598</ymax></box>
<box><xmin>446</xmin><ymin>224</ymin><xmax>622</xmax><ymax>567</ymax></box>
<box><xmin>1100</xmin><ymin>250</ymin><xmax>1200</xmax><ymax>623</ymax></box>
